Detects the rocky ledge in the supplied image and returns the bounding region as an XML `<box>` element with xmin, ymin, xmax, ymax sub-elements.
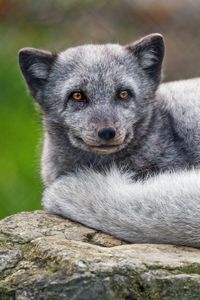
<box><xmin>0</xmin><ymin>211</ymin><xmax>200</xmax><ymax>299</ymax></box>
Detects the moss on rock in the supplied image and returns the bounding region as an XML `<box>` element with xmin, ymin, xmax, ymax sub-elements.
<box><xmin>0</xmin><ymin>211</ymin><xmax>200</xmax><ymax>299</ymax></box>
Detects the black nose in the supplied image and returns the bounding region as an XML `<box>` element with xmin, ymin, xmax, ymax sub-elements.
<box><xmin>98</xmin><ymin>127</ymin><xmax>116</xmax><ymax>141</ymax></box>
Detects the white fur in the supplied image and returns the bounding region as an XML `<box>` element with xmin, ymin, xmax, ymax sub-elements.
<box><xmin>43</xmin><ymin>166</ymin><xmax>200</xmax><ymax>247</ymax></box>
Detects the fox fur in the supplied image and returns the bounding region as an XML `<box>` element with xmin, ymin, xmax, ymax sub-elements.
<box><xmin>19</xmin><ymin>34</ymin><xmax>200</xmax><ymax>247</ymax></box>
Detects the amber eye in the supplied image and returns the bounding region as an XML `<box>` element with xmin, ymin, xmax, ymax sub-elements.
<box><xmin>119</xmin><ymin>90</ymin><xmax>129</xmax><ymax>100</ymax></box>
<box><xmin>71</xmin><ymin>92</ymin><xmax>84</xmax><ymax>101</ymax></box>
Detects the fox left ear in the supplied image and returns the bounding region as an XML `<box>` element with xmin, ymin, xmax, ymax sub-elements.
<box><xmin>19</xmin><ymin>48</ymin><xmax>57</xmax><ymax>101</ymax></box>
<box><xmin>125</xmin><ymin>33</ymin><xmax>165</xmax><ymax>80</ymax></box>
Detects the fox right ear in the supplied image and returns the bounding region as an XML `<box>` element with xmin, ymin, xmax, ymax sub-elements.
<box><xmin>19</xmin><ymin>48</ymin><xmax>57</xmax><ymax>100</ymax></box>
<box><xmin>125</xmin><ymin>33</ymin><xmax>164</xmax><ymax>82</ymax></box>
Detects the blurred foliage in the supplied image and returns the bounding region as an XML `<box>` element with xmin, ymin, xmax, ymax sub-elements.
<box><xmin>0</xmin><ymin>0</ymin><xmax>200</xmax><ymax>218</ymax></box>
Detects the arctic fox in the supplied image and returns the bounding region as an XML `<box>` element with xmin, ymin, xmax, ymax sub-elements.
<box><xmin>19</xmin><ymin>34</ymin><xmax>200</xmax><ymax>247</ymax></box>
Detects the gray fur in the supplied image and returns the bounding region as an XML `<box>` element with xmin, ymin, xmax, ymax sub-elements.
<box><xmin>19</xmin><ymin>34</ymin><xmax>200</xmax><ymax>247</ymax></box>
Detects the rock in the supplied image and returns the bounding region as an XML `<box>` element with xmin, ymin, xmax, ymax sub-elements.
<box><xmin>0</xmin><ymin>211</ymin><xmax>200</xmax><ymax>299</ymax></box>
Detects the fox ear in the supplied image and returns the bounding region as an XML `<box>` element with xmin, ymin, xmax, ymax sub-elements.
<box><xmin>19</xmin><ymin>48</ymin><xmax>57</xmax><ymax>99</ymax></box>
<box><xmin>125</xmin><ymin>33</ymin><xmax>164</xmax><ymax>80</ymax></box>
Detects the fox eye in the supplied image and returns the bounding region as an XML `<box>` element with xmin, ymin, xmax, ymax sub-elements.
<box><xmin>118</xmin><ymin>90</ymin><xmax>129</xmax><ymax>100</ymax></box>
<box><xmin>70</xmin><ymin>91</ymin><xmax>86</xmax><ymax>102</ymax></box>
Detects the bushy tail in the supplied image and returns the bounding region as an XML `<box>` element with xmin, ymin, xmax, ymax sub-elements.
<box><xmin>43</xmin><ymin>166</ymin><xmax>200</xmax><ymax>247</ymax></box>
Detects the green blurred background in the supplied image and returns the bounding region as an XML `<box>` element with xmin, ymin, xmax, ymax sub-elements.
<box><xmin>1</xmin><ymin>0</ymin><xmax>200</xmax><ymax>218</ymax></box>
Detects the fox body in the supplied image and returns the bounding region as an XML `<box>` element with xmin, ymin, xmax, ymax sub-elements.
<box><xmin>19</xmin><ymin>34</ymin><xmax>200</xmax><ymax>247</ymax></box>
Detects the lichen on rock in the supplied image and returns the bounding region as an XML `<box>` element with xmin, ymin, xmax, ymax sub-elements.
<box><xmin>0</xmin><ymin>210</ymin><xmax>200</xmax><ymax>299</ymax></box>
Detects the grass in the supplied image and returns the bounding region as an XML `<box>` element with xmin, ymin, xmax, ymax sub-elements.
<box><xmin>0</xmin><ymin>24</ymin><xmax>48</xmax><ymax>218</ymax></box>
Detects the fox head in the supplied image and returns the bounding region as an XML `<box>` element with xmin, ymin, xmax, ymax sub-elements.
<box><xmin>19</xmin><ymin>34</ymin><xmax>164</xmax><ymax>155</ymax></box>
